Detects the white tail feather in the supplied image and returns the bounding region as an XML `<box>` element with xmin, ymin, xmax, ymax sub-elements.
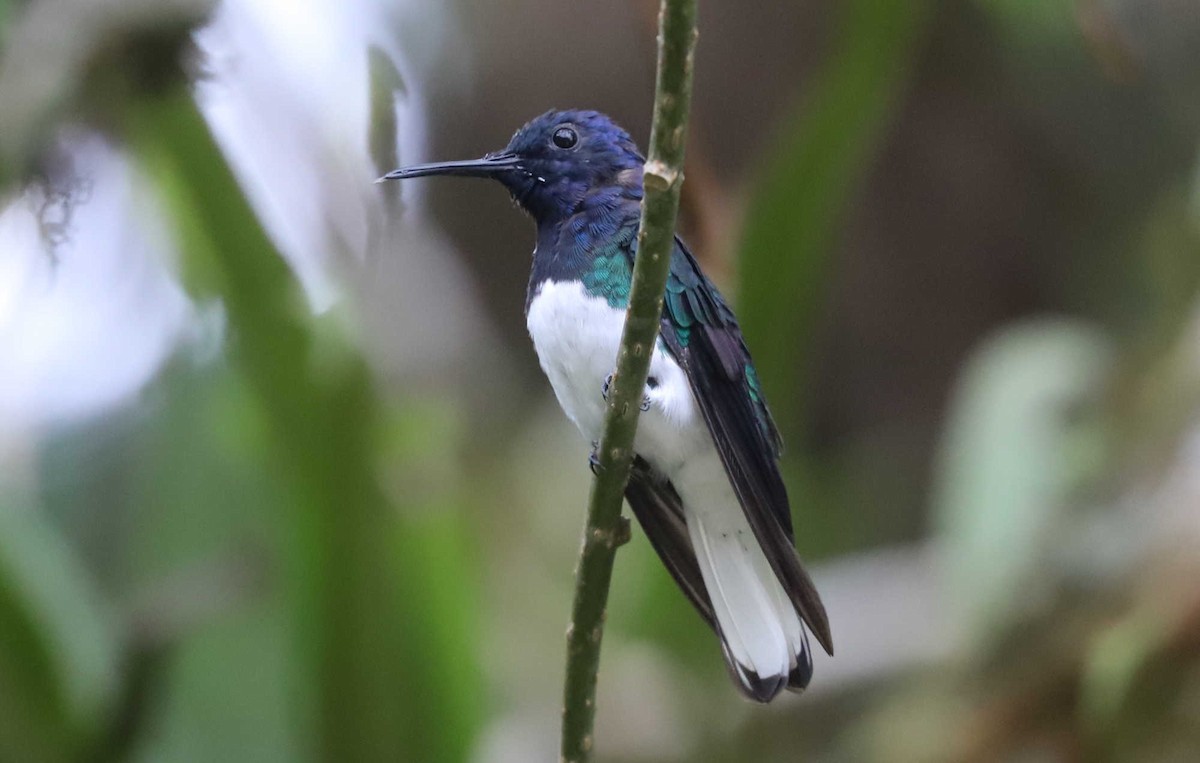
<box><xmin>748</xmin><ymin>542</ymin><xmax>809</xmax><ymax>675</ymax></box>
<box><xmin>687</xmin><ymin>507</ymin><xmax>797</xmax><ymax>687</ymax></box>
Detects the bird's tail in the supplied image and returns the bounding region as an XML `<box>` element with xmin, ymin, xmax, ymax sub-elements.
<box><xmin>686</xmin><ymin>507</ymin><xmax>813</xmax><ymax>702</ymax></box>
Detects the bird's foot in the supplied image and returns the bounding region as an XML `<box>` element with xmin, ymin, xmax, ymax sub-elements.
<box><xmin>588</xmin><ymin>441</ymin><xmax>601</xmax><ymax>475</ymax></box>
<box><xmin>601</xmin><ymin>373</ymin><xmax>652</xmax><ymax>411</ymax></box>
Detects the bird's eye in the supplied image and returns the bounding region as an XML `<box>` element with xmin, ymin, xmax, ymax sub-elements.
<box><xmin>551</xmin><ymin>126</ymin><xmax>579</xmax><ymax>150</ymax></box>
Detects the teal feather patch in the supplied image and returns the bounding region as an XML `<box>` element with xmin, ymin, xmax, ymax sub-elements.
<box><xmin>675</xmin><ymin>325</ymin><xmax>692</xmax><ymax>347</ymax></box>
<box><xmin>744</xmin><ymin>363</ymin><xmax>779</xmax><ymax>447</ymax></box>
<box><xmin>581</xmin><ymin>253</ymin><xmax>633</xmax><ymax>307</ymax></box>
<box><xmin>745</xmin><ymin>364</ymin><xmax>763</xmax><ymax>404</ymax></box>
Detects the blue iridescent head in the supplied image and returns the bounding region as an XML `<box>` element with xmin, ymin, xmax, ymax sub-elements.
<box><xmin>379</xmin><ymin>109</ymin><xmax>644</xmax><ymax>223</ymax></box>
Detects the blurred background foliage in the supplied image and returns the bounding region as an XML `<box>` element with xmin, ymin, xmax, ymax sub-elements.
<box><xmin>1</xmin><ymin>0</ymin><xmax>1199</xmax><ymax>761</ymax></box>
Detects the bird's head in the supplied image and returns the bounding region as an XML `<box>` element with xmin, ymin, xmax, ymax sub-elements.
<box><xmin>379</xmin><ymin>109</ymin><xmax>644</xmax><ymax>224</ymax></box>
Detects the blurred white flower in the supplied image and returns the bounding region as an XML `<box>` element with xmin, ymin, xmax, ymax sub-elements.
<box><xmin>0</xmin><ymin>0</ymin><xmax>479</xmax><ymax>444</ymax></box>
<box><xmin>0</xmin><ymin>134</ymin><xmax>191</xmax><ymax>430</ymax></box>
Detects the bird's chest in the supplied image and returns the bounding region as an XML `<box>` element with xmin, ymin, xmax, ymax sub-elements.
<box><xmin>526</xmin><ymin>280</ymin><xmax>628</xmax><ymax>440</ymax></box>
<box><xmin>526</xmin><ymin>278</ymin><xmax>707</xmax><ymax>476</ymax></box>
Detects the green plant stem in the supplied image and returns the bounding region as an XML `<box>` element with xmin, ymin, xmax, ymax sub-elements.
<box><xmin>559</xmin><ymin>1</ymin><xmax>698</xmax><ymax>761</ymax></box>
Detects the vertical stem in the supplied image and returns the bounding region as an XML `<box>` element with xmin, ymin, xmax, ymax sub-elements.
<box><xmin>559</xmin><ymin>1</ymin><xmax>698</xmax><ymax>761</ymax></box>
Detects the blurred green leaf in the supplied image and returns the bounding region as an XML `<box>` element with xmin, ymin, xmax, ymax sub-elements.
<box><xmin>978</xmin><ymin>0</ymin><xmax>1078</xmax><ymax>48</ymax></box>
<box><xmin>1081</xmin><ymin>612</ymin><xmax>1167</xmax><ymax>740</ymax></box>
<box><xmin>374</xmin><ymin>399</ymin><xmax>485</xmax><ymax>760</ymax></box>
<box><xmin>931</xmin><ymin>319</ymin><xmax>1113</xmax><ymax>643</ymax></box>
<box><xmin>124</xmin><ymin>81</ymin><xmax>482</xmax><ymax>762</ymax></box>
<box><xmin>0</xmin><ymin>497</ymin><xmax>118</xmax><ymax>762</ymax></box>
<box><xmin>1138</xmin><ymin>187</ymin><xmax>1200</xmax><ymax>353</ymax></box>
<box><xmin>115</xmin><ymin>362</ymin><xmax>301</xmax><ymax>763</ymax></box>
<box><xmin>736</xmin><ymin>1</ymin><xmax>932</xmax><ymax>436</ymax></box>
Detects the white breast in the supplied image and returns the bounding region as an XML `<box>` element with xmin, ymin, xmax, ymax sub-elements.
<box><xmin>525</xmin><ymin>279</ymin><xmax>707</xmax><ymax>476</ymax></box>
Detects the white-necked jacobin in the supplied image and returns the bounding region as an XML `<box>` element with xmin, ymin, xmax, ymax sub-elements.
<box><xmin>380</xmin><ymin>109</ymin><xmax>833</xmax><ymax>701</ymax></box>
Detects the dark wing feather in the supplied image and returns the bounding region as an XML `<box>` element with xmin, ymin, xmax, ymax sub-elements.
<box><xmin>656</xmin><ymin>236</ymin><xmax>833</xmax><ymax>655</ymax></box>
<box><xmin>624</xmin><ymin>458</ymin><xmax>715</xmax><ymax>629</ymax></box>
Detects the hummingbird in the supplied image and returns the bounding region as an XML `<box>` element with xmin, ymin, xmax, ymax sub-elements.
<box><xmin>380</xmin><ymin>109</ymin><xmax>832</xmax><ymax>701</ymax></box>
